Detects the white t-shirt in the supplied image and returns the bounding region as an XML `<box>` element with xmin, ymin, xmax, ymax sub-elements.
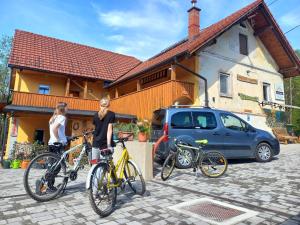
<box><xmin>48</xmin><ymin>115</ymin><xmax>67</xmax><ymax>145</ymax></box>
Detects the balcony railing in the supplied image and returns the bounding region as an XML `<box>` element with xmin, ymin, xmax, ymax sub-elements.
<box><xmin>110</xmin><ymin>80</ymin><xmax>194</xmax><ymax>119</ymax></box>
<box><xmin>11</xmin><ymin>92</ymin><xmax>100</xmax><ymax>111</ymax></box>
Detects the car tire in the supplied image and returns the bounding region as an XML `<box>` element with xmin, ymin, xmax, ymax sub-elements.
<box><xmin>255</xmin><ymin>142</ymin><xmax>273</xmax><ymax>162</ymax></box>
<box><xmin>175</xmin><ymin>148</ymin><xmax>194</xmax><ymax>169</ymax></box>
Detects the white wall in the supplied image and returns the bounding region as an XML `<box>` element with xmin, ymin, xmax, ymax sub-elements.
<box><xmin>197</xmin><ymin>21</ymin><xmax>285</xmax><ymax>131</ymax></box>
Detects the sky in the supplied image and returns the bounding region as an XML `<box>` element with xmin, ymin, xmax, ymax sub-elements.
<box><xmin>0</xmin><ymin>0</ymin><xmax>299</xmax><ymax>60</ymax></box>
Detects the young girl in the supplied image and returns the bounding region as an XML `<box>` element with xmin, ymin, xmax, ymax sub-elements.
<box><xmin>91</xmin><ymin>97</ymin><xmax>115</xmax><ymax>163</ymax></box>
<box><xmin>48</xmin><ymin>102</ymin><xmax>68</xmax><ymax>153</ymax></box>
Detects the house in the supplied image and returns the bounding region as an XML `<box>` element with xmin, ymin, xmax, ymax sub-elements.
<box><xmin>1</xmin><ymin>0</ymin><xmax>300</xmax><ymax>159</ymax></box>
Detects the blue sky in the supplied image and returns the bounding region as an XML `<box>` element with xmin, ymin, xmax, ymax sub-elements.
<box><xmin>0</xmin><ymin>0</ymin><xmax>299</xmax><ymax>60</ymax></box>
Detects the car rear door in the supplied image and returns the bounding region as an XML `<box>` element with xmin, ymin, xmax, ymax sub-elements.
<box><xmin>192</xmin><ymin>111</ymin><xmax>224</xmax><ymax>152</ymax></box>
<box><xmin>150</xmin><ymin>109</ymin><xmax>166</xmax><ymax>142</ymax></box>
<box><xmin>219</xmin><ymin>113</ymin><xmax>255</xmax><ymax>158</ymax></box>
<box><xmin>169</xmin><ymin>111</ymin><xmax>194</xmax><ymax>141</ymax></box>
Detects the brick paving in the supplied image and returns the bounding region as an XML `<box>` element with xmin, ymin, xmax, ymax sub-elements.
<box><xmin>0</xmin><ymin>144</ymin><xmax>299</xmax><ymax>225</ymax></box>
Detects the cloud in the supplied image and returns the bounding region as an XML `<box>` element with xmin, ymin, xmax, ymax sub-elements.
<box><xmin>280</xmin><ymin>11</ymin><xmax>300</xmax><ymax>28</ymax></box>
<box><xmin>92</xmin><ymin>0</ymin><xmax>185</xmax><ymax>60</ymax></box>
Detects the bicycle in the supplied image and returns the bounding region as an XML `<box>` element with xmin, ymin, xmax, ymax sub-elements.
<box><xmin>86</xmin><ymin>136</ymin><xmax>146</xmax><ymax>217</ymax></box>
<box><xmin>23</xmin><ymin>130</ymin><xmax>93</xmax><ymax>202</ymax></box>
<box><xmin>161</xmin><ymin>138</ymin><xmax>228</xmax><ymax>181</ymax></box>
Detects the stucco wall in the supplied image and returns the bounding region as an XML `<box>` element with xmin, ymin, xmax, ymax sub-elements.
<box><xmin>197</xmin><ymin>22</ymin><xmax>284</xmax><ymax>130</ymax></box>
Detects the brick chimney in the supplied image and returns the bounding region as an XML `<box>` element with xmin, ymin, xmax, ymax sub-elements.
<box><xmin>188</xmin><ymin>0</ymin><xmax>200</xmax><ymax>40</ymax></box>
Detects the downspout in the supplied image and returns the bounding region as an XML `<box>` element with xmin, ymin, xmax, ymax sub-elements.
<box><xmin>173</xmin><ymin>59</ymin><xmax>209</xmax><ymax>107</ymax></box>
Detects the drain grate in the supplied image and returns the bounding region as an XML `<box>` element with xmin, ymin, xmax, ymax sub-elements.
<box><xmin>169</xmin><ymin>198</ymin><xmax>259</xmax><ymax>225</ymax></box>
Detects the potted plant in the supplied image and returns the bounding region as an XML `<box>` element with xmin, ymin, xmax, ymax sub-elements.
<box><xmin>136</xmin><ymin>119</ymin><xmax>150</xmax><ymax>142</ymax></box>
<box><xmin>21</xmin><ymin>151</ymin><xmax>31</xmax><ymax>169</ymax></box>
<box><xmin>118</xmin><ymin>123</ymin><xmax>136</xmax><ymax>141</ymax></box>
<box><xmin>11</xmin><ymin>152</ymin><xmax>23</xmax><ymax>169</ymax></box>
<box><xmin>2</xmin><ymin>159</ymin><xmax>11</xmax><ymax>169</ymax></box>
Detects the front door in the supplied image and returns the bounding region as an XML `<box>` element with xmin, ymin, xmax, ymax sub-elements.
<box><xmin>219</xmin><ymin>113</ymin><xmax>255</xmax><ymax>158</ymax></box>
<box><xmin>192</xmin><ymin>111</ymin><xmax>224</xmax><ymax>152</ymax></box>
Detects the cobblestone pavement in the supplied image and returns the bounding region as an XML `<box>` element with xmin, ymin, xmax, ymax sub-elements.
<box><xmin>0</xmin><ymin>144</ymin><xmax>299</xmax><ymax>225</ymax></box>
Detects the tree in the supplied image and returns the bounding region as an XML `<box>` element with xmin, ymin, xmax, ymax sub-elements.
<box><xmin>0</xmin><ymin>35</ymin><xmax>12</xmax><ymax>97</ymax></box>
<box><xmin>284</xmin><ymin>49</ymin><xmax>300</xmax><ymax>135</ymax></box>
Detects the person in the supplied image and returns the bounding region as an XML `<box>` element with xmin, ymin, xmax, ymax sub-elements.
<box><xmin>35</xmin><ymin>102</ymin><xmax>68</xmax><ymax>194</ymax></box>
<box><xmin>48</xmin><ymin>102</ymin><xmax>68</xmax><ymax>154</ymax></box>
<box><xmin>91</xmin><ymin>97</ymin><xmax>115</xmax><ymax>164</ymax></box>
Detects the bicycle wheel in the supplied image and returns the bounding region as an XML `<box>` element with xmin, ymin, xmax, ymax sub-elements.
<box><xmin>199</xmin><ymin>151</ymin><xmax>228</xmax><ymax>178</ymax></box>
<box><xmin>88</xmin><ymin>163</ymin><xmax>117</xmax><ymax>217</ymax></box>
<box><xmin>161</xmin><ymin>153</ymin><xmax>176</xmax><ymax>181</ymax></box>
<box><xmin>23</xmin><ymin>152</ymin><xmax>67</xmax><ymax>202</ymax></box>
<box><xmin>124</xmin><ymin>160</ymin><xmax>146</xmax><ymax>195</ymax></box>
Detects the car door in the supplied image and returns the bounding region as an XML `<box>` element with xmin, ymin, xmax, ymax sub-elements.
<box><xmin>219</xmin><ymin>113</ymin><xmax>255</xmax><ymax>158</ymax></box>
<box><xmin>192</xmin><ymin>111</ymin><xmax>224</xmax><ymax>152</ymax></box>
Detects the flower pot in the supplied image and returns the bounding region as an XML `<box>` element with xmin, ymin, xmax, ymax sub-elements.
<box><xmin>2</xmin><ymin>160</ymin><xmax>11</xmax><ymax>169</ymax></box>
<box><xmin>11</xmin><ymin>160</ymin><xmax>21</xmax><ymax>169</ymax></box>
<box><xmin>21</xmin><ymin>160</ymin><xmax>30</xmax><ymax>169</ymax></box>
<box><xmin>118</xmin><ymin>132</ymin><xmax>134</xmax><ymax>141</ymax></box>
<box><xmin>138</xmin><ymin>132</ymin><xmax>148</xmax><ymax>142</ymax></box>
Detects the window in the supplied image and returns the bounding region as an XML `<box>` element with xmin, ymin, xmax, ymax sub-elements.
<box><xmin>220</xmin><ymin>73</ymin><xmax>231</xmax><ymax>96</ymax></box>
<box><xmin>221</xmin><ymin>114</ymin><xmax>247</xmax><ymax>131</ymax></box>
<box><xmin>38</xmin><ymin>85</ymin><xmax>50</xmax><ymax>94</ymax></box>
<box><xmin>34</xmin><ymin>129</ymin><xmax>44</xmax><ymax>145</ymax></box>
<box><xmin>171</xmin><ymin>112</ymin><xmax>193</xmax><ymax>129</ymax></box>
<box><xmin>239</xmin><ymin>34</ymin><xmax>248</xmax><ymax>55</ymax></box>
<box><xmin>263</xmin><ymin>83</ymin><xmax>271</xmax><ymax>101</ymax></box>
<box><xmin>240</xmin><ymin>22</ymin><xmax>247</xmax><ymax>28</ymax></box>
<box><xmin>192</xmin><ymin>112</ymin><xmax>217</xmax><ymax>130</ymax></box>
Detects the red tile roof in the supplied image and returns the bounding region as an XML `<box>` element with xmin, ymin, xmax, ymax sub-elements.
<box><xmin>8</xmin><ymin>30</ymin><xmax>141</xmax><ymax>81</ymax></box>
<box><xmin>113</xmin><ymin>0</ymin><xmax>264</xmax><ymax>85</ymax></box>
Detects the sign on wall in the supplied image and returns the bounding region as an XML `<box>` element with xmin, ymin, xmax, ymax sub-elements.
<box><xmin>274</xmin><ymin>83</ymin><xmax>284</xmax><ymax>101</ymax></box>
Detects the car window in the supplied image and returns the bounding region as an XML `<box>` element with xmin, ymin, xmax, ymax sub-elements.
<box><xmin>152</xmin><ymin>110</ymin><xmax>166</xmax><ymax>129</ymax></box>
<box><xmin>221</xmin><ymin>114</ymin><xmax>246</xmax><ymax>131</ymax></box>
<box><xmin>171</xmin><ymin>112</ymin><xmax>193</xmax><ymax>129</ymax></box>
<box><xmin>192</xmin><ymin>112</ymin><xmax>217</xmax><ymax>130</ymax></box>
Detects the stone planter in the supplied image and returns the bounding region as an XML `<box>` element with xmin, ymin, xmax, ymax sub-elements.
<box><xmin>113</xmin><ymin>141</ymin><xmax>153</xmax><ymax>180</ymax></box>
<box><xmin>118</xmin><ymin>132</ymin><xmax>134</xmax><ymax>141</ymax></box>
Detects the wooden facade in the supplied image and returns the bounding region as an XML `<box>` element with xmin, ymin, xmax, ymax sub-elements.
<box><xmin>110</xmin><ymin>80</ymin><xmax>194</xmax><ymax>119</ymax></box>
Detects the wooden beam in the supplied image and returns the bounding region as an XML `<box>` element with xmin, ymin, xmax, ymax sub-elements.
<box><xmin>115</xmin><ymin>88</ymin><xmax>119</xmax><ymax>98</ymax></box>
<box><xmin>171</xmin><ymin>65</ymin><xmax>177</xmax><ymax>80</ymax></box>
<box><xmin>254</xmin><ymin>25</ymin><xmax>273</xmax><ymax>36</ymax></box>
<box><xmin>137</xmin><ymin>80</ymin><xmax>141</xmax><ymax>91</ymax></box>
<box><xmin>65</xmin><ymin>78</ymin><xmax>70</xmax><ymax>96</ymax></box>
<box><xmin>71</xmin><ymin>80</ymin><xmax>99</xmax><ymax>100</ymax></box>
<box><xmin>83</xmin><ymin>81</ymin><xmax>88</xmax><ymax>99</ymax></box>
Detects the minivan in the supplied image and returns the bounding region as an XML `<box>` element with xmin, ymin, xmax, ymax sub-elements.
<box><xmin>151</xmin><ymin>107</ymin><xmax>280</xmax><ymax>168</ymax></box>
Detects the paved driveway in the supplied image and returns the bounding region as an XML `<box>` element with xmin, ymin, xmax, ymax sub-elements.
<box><xmin>0</xmin><ymin>144</ymin><xmax>299</xmax><ymax>225</ymax></box>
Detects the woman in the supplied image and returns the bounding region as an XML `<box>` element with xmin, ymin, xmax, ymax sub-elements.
<box><xmin>48</xmin><ymin>102</ymin><xmax>68</xmax><ymax>154</ymax></box>
<box><xmin>91</xmin><ymin>97</ymin><xmax>115</xmax><ymax>164</ymax></box>
<box><xmin>36</xmin><ymin>102</ymin><xmax>68</xmax><ymax>194</ymax></box>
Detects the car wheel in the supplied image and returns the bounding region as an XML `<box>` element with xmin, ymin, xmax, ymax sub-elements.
<box><xmin>255</xmin><ymin>143</ymin><xmax>273</xmax><ymax>162</ymax></box>
<box><xmin>176</xmin><ymin>148</ymin><xmax>194</xmax><ymax>169</ymax></box>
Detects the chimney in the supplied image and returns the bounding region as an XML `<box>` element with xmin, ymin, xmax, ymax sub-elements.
<box><xmin>188</xmin><ymin>0</ymin><xmax>200</xmax><ymax>40</ymax></box>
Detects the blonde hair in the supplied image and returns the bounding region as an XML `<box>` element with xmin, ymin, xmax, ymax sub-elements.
<box><xmin>98</xmin><ymin>97</ymin><xmax>110</xmax><ymax>120</ymax></box>
<box><xmin>49</xmin><ymin>102</ymin><xmax>67</xmax><ymax>124</ymax></box>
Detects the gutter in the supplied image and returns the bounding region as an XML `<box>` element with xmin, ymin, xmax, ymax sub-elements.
<box><xmin>173</xmin><ymin>59</ymin><xmax>209</xmax><ymax>107</ymax></box>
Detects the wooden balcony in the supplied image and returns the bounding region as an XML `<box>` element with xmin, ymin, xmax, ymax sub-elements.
<box><xmin>11</xmin><ymin>91</ymin><xmax>100</xmax><ymax>112</ymax></box>
<box><xmin>110</xmin><ymin>80</ymin><xmax>194</xmax><ymax>119</ymax></box>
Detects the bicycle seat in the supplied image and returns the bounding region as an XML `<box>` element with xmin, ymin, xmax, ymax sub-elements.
<box><xmin>195</xmin><ymin>139</ymin><xmax>208</xmax><ymax>145</ymax></box>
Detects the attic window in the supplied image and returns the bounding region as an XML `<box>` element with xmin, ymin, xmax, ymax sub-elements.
<box><xmin>240</xmin><ymin>22</ymin><xmax>247</xmax><ymax>28</ymax></box>
<box><xmin>239</xmin><ymin>34</ymin><xmax>248</xmax><ymax>56</ymax></box>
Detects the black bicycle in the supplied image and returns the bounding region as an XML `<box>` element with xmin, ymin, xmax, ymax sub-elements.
<box><xmin>161</xmin><ymin>138</ymin><xmax>228</xmax><ymax>181</ymax></box>
<box><xmin>23</xmin><ymin>130</ymin><xmax>93</xmax><ymax>202</ymax></box>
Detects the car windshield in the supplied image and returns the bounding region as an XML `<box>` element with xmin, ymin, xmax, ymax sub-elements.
<box><xmin>152</xmin><ymin>110</ymin><xmax>166</xmax><ymax>129</ymax></box>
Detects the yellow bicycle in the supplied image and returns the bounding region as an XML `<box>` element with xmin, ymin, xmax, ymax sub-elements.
<box><xmin>86</xmin><ymin>137</ymin><xmax>146</xmax><ymax>217</ymax></box>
